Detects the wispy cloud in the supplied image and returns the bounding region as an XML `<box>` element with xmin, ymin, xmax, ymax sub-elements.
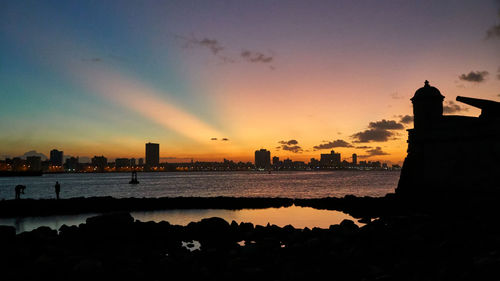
<box><xmin>352</xmin><ymin>129</ymin><xmax>394</xmax><ymax>143</ymax></box>
<box><xmin>277</xmin><ymin>139</ymin><xmax>303</xmax><ymax>153</ymax></box>
<box><xmin>398</xmin><ymin>115</ymin><xmax>413</xmax><ymax>124</ymax></box>
<box><xmin>241</xmin><ymin>50</ymin><xmax>273</xmax><ymax>63</ymax></box>
<box><xmin>352</xmin><ymin>119</ymin><xmax>404</xmax><ymax>143</ymax></box>
<box><xmin>458</xmin><ymin>71</ymin><xmax>489</xmax><ymax>82</ymax></box>
<box><xmin>176</xmin><ymin>34</ymin><xmax>275</xmax><ymax>68</ymax></box>
<box><xmin>358</xmin><ymin>147</ymin><xmax>390</xmax><ymax>158</ymax></box>
<box><xmin>313</xmin><ymin>139</ymin><xmax>353</xmax><ymax>150</ymax></box>
<box><xmin>178</xmin><ymin>35</ymin><xmax>224</xmax><ymax>55</ymax></box>
<box><xmin>368</xmin><ymin>119</ymin><xmax>404</xmax><ymax>130</ymax></box>
<box><xmin>443</xmin><ymin>100</ymin><xmax>469</xmax><ymax>114</ymax></box>
<box><xmin>486</xmin><ymin>5</ymin><xmax>500</xmax><ymax>39</ymax></box>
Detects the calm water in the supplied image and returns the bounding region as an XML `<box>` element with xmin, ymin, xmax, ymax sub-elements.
<box><xmin>0</xmin><ymin>171</ymin><xmax>399</xmax><ymax>200</ymax></box>
<box><xmin>0</xmin><ymin>206</ymin><xmax>361</xmax><ymax>234</ymax></box>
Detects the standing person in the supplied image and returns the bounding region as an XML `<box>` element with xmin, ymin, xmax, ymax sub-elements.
<box><xmin>15</xmin><ymin>185</ymin><xmax>26</xmax><ymax>200</ymax></box>
<box><xmin>55</xmin><ymin>181</ymin><xmax>61</xmax><ymax>200</ymax></box>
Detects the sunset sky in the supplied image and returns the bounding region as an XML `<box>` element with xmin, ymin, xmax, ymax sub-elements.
<box><xmin>1</xmin><ymin>0</ymin><xmax>500</xmax><ymax>164</ymax></box>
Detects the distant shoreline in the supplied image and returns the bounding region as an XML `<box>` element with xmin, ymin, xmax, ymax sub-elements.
<box><xmin>1</xmin><ymin>169</ymin><xmax>401</xmax><ymax>177</ymax></box>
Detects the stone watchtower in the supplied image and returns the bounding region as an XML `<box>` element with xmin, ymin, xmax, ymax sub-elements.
<box><xmin>411</xmin><ymin>80</ymin><xmax>444</xmax><ymax>129</ymax></box>
<box><xmin>397</xmin><ymin>80</ymin><xmax>500</xmax><ymax>198</ymax></box>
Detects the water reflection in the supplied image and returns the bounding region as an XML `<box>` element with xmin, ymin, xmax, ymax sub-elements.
<box><xmin>0</xmin><ymin>205</ymin><xmax>359</xmax><ymax>234</ymax></box>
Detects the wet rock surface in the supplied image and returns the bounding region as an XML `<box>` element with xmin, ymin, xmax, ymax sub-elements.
<box><xmin>2</xmin><ymin>199</ymin><xmax>500</xmax><ymax>281</ymax></box>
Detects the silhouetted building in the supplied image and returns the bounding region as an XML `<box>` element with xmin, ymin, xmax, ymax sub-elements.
<box><xmin>138</xmin><ymin>158</ymin><xmax>144</xmax><ymax>166</ymax></box>
<box><xmin>12</xmin><ymin>157</ymin><xmax>23</xmax><ymax>171</ymax></box>
<box><xmin>320</xmin><ymin>150</ymin><xmax>341</xmax><ymax>167</ymax></box>
<box><xmin>26</xmin><ymin>156</ymin><xmax>41</xmax><ymax>171</ymax></box>
<box><xmin>272</xmin><ymin>156</ymin><xmax>280</xmax><ymax>166</ymax></box>
<box><xmin>50</xmin><ymin>149</ymin><xmax>64</xmax><ymax>166</ymax></box>
<box><xmin>397</xmin><ymin>81</ymin><xmax>500</xmax><ymax>197</ymax></box>
<box><xmin>283</xmin><ymin>158</ymin><xmax>293</xmax><ymax>169</ymax></box>
<box><xmin>255</xmin><ymin>149</ymin><xmax>271</xmax><ymax>169</ymax></box>
<box><xmin>310</xmin><ymin>158</ymin><xmax>320</xmax><ymax>168</ymax></box>
<box><xmin>91</xmin><ymin>156</ymin><xmax>107</xmax><ymax>172</ymax></box>
<box><xmin>65</xmin><ymin>157</ymin><xmax>79</xmax><ymax>171</ymax></box>
<box><xmin>115</xmin><ymin>158</ymin><xmax>131</xmax><ymax>168</ymax></box>
<box><xmin>145</xmin><ymin>143</ymin><xmax>160</xmax><ymax>168</ymax></box>
<box><xmin>352</xmin><ymin>153</ymin><xmax>357</xmax><ymax>165</ymax></box>
<box><xmin>130</xmin><ymin>158</ymin><xmax>136</xmax><ymax>166</ymax></box>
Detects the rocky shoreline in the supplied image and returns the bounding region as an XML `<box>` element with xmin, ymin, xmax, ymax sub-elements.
<box><xmin>1</xmin><ymin>195</ymin><xmax>500</xmax><ymax>280</ymax></box>
<box><xmin>0</xmin><ymin>195</ymin><xmax>398</xmax><ymax>219</ymax></box>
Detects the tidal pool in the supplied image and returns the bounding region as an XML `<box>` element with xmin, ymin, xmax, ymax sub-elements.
<box><xmin>0</xmin><ymin>205</ymin><xmax>360</xmax><ymax>234</ymax></box>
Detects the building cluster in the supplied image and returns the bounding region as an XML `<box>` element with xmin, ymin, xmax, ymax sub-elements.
<box><xmin>0</xmin><ymin>143</ymin><xmax>159</xmax><ymax>173</ymax></box>
<box><xmin>256</xmin><ymin>149</ymin><xmax>399</xmax><ymax>171</ymax></box>
<box><xmin>0</xmin><ymin>143</ymin><xmax>399</xmax><ymax>174</ymax></box>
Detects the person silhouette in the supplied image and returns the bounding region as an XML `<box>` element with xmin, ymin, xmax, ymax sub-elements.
<box><xmin>55</xmin><ymin>181</ymin><xmax>61</xmax><ymax>200</ymax></box>
<box><xmin>15</xmin><ymin>185</ymin><xmax>26</xmax><ymax>200</ymax></box>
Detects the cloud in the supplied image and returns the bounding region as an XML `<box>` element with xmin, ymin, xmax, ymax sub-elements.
<box><xmin>352</xmin><ymin>129</ymin><xmax>394</xmax><ymax>143</ymax></box>
<box><xmin>443</xmin><ymin>100</ymin><xmax>469</xmax><ymax>114</ymax></box>
<box><xmin>487</xmin><ymin>24</ymin><xmax>500</xmax><ymax>39</ymax></box>
<box><xmin>20</xmin><ymin>150</ymin><xmax>48</xmax><ymax>161</ymax></box>
<box><xmin>281</xmin><ymin>145</ymin><xmax>303</xmax><ymax>153</ymax></box>
<box><xmin>355</xmin><ymin>146</ymin><xmax>372</xmax><ymax>149</ymax></box>
<box><xmin>241</xmin><ymin>50</ymin><xmax>273</xmax><ymax>63</ymax></box>
<box><xmin>368</xmin><ymin>119</ymin><xmax>404</xmax><ymax>130</ymax></box>
<box><xmin>277</xmin><ymin>139</ymin><xmax>302</xmax><ymax>153</ymax></box>
<box><xmin>458</xmin><ymin>71</ymin><xmax>489</xmax><ymax>82</ymax></box>
<box><xmin>279</xmin><ymin>139</ymin><xmax>298</xmax><ymax>145</ymax></box>
<box><xmin>486</xmin><ymin>4</ymin><xmax>500</xmax><ymax>39</ymax></box>
<box><xmin>179</xmin><ymin>35</ymin><xmax>224</xmax><ymax>55</ymax></box>
<box><xmin>211</xmin><ymin>137</ymin><xmax>229</xmax><ymax>141</ymax></box>
<box><xmin>398</xmin><ymin>115</ymin><xmax>413</xmax><ymax>124</ymax></box>
<box><xmin>351</xmin><ymin>119</ymin><xmax>404</xmax><ymax>143</ymax></box>
<box><xmin>176</xmin><ymin>35</ymin><xmax>275</xmax><ymax>68</ymax></box>
<box><xmin>358</xmin><ymin>147</ymin><xmax>390</xmax><ymax>158</ymax></box>
<box><xmin>313</xmin><ymin>139</ymin><xmax>353</xmax><ymax>150</ymax></box>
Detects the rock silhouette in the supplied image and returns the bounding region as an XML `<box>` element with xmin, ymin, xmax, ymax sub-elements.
<box><xmin>1</xmin><ymin>211</ymin><xmax>499</xmax><ymax>280</ymax></box>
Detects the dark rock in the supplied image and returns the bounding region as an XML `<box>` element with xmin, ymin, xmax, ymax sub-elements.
<box><xmin>0</xmin><ymin>225</ymin><xmax>16</xmax><ymax>242</ymax></box>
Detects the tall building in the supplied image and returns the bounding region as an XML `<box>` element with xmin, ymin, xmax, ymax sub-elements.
<box><xmin>145</xmin><ymin>142</ymin><xmax>160</xmax><ymax>168</ymax></box>
<box><xmin>65</xmin><ymin>157</ymin><xmax>79</xmax><ymax>171</ymax></box>
<box><xmin>50</xmin><ymin>149</ymin><xmax>64</xmax><ymax>166</ymax></box>
<box><xmin>320</xmin><ymin>150</ymin><xmax>341</xmax><ymax>167</ymax></box>
<box><xmin>254</xmin><ymin>149</ymin><xmax>271</xmax><ymax>169</ymax></box>
<box><xmin>92</xmin><ymin>156</ymin><xmax>107</xmax><ymax>172</ymax></box>
<box><xmin>26</xmin><ymin>156</ymin><xmax>42</xmax><ymax>171</ymax></box>
<box><xmin>352</xmin><ymin>153</ymin><xmax>357</xmax><ymax>165</ymax></box>
<box><xmin>272</xmin><ymin>156</ymin><xmax>280</xmax><ymax>165</ymax></box>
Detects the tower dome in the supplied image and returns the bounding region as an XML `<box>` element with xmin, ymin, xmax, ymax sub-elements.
<box><xmin>411</xmin><ymin>80</ymin><xmax>444</xmax><ymax>101</ymax></box>
<box><xmin>411</xmin><ymin>80</ymin><xmax>444</xmax><ymax>129</ymax></box>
